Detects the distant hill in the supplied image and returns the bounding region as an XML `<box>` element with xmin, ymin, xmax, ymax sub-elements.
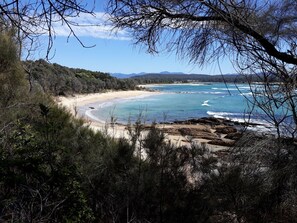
<box><xmin>111</xmin><ymin>72</ymin><xmax>147</xmax><ymax>79</ymax></box>
<box><xmin>130</xmin><ymin>73</ymin><xmax>256</xmax><ymax>84</ymax></box>
<box><xmin>24</xmin><ymin>60</ymin><xmax>138</xmax><ymax>96</ymax></box>
<box><xmin>111</xmin><ymin>71</ymin><xmax>185</xmax><ymax>79</ymax></box>
<box><xmin>110</xmin><ymin>71</ymin><xmax>258</xmax><ymax>84</ymax></box>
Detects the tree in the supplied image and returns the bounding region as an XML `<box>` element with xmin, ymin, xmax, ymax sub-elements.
<box><xmin>0</xmin><ymin>0</ymin><xmax>96</xmax><ymax>58</ymax></box>
<box><xmin>0</xmin><ymin>30</ymin><xmax>28</xmax><ymax>105</ymax></box>
<box><xmin>204</xmin><ymin>132</ymin><xmax>297</xmax><ymax>222</ymax></box>
<box><xmin>107</xmin><ymin>0</ymin><xmax>297</xmax><ymax>139</ymax></box>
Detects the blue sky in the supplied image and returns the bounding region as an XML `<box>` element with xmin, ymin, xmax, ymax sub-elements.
<box><xmin>32</xmin><ymin>1</ymin><xmax>235</xmax><ymax>75</ymax></box>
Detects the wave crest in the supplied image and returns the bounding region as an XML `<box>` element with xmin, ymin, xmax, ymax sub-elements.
<box><xmin>202</xmin><ymin>100</ymin><xmax>210</xmax><ymax>106</ymax></box>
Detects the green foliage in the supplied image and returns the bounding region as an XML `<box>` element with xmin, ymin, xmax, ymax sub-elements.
<box><xmin>0</xmin><ymin>30</ymin><xmax>94</xmax><ymax>221</ymax></box>
<box><xmin>24</xmin><ymin>60</ymin><xmax>138</xmax><ymax>95</ymax></box>
<box><xmin>0</xmin><ymin>31</ymin><xmax>28</xmax><ymax>108</ymax></box>
<box><xmin>131</xmin><ymin>73</ymin><xmax>263</xmax><ymax>85</ymax></box>
<box><xmin>0</xmin><ymin>31</ymin><xmax>18</xmax><ymax>71</ymax></box>
<box><xmin>0</xmin><ymin>103</ymin><xmax>96</xmax><ymax>222</ymax></box>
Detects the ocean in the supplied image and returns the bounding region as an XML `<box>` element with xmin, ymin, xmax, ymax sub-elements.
<box><xmin>89</xmin><ymin>83</ymin><xmax>269</xmax><ymax>125</ymax></box>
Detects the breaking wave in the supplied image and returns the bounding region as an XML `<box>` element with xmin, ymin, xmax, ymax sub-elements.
<box><xmin>202</xmin><ymin>100</ymin><xmax>210</xmax><ymax>106</ymax></box>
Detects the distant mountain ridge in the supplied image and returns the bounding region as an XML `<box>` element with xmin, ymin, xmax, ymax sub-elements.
<box><xmin>111</xmin><ymin>71</ymin><xmax>240</xmax><ymax>79</ymax></box>
<box><xmin>111</xmin><ymin>72</ymin><xmax>146</xmax><ymax>79</ymax></box>
<box><xmin>111</xmin><ymin>71</ymin><xmax>185</xmax><ymax>79</ymax></box>
<box><xmin>129</xmin><ymin>72</ymin><xmax>265</xmax><ymax>84</ymax></box>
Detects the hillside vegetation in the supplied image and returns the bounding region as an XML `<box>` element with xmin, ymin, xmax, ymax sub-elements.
<box><xmin>130</xmin><ymin>73</ymin><xmax>264</xmax><ymax>84</ymax></box>
<box><xmin>24</xmin><ymin>60</ymin><xmax>138</xmax><ymax>95</ymax></box>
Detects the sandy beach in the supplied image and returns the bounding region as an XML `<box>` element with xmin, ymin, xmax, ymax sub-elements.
<box><xmin>56</xmin><ymin>90</ymin><xmax>236</xmax><ymax>151</ymax></box>
<box><xmin>56</xmin><ymin>90</ymin><xmax>162</xmax><ymax>139</ymax></box>
<box><xmin>56</xmin><ymin>90</ymin><xmax>160</xmax><ymax>116</ymax></box>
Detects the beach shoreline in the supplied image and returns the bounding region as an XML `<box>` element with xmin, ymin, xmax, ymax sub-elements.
<box><xmin>56</xmin><ymin>90</ymin><xmax>163</xmax><ymax>139</ymax></box>
<box><xmin>56</xmin><ymin>90</ymin><xmax>239</xmax><ymax>151</ymax></box>
<box><xmin>56</xmin><ymin>90</ymin><xmax>162</xmax><ymax>119</ymax></box>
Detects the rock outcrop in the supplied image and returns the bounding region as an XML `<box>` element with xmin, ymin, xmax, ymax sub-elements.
<box><xmin>225</xmin><ymin>132</ymin><xmax>243</xmax><ymax>140</ymax></box>
<box><xmin>208</xmin><ymin>139</ymin><xmax>235</xmax><ymax>147</ymax></box>
<box><xmin>215</xmin><ymin>126</ymin><xmax>237</xmax><ymax>134</ymax></box>
<box><xmin>157</xmin><ymin>117</ymin><xmax>251</xmax><ymax>149</ymax></box>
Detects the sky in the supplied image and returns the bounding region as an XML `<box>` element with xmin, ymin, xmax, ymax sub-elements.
<box><xmin>32</xmin><ymin>1</ymin><xmax>236</xmax><ymax>75</ymax></box>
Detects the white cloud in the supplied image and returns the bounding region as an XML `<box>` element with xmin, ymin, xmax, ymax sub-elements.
<box><xmin>52</xmin><ymin>12</ymin><xmax>130</xmax><ymax>40</ymax></box>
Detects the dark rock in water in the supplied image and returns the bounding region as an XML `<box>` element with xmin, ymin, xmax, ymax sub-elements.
<box><xmin>196</xmin><ymin>117</ymin><xmax>225</xmax><ymax>126</ymax></box>
<box><xmin>185</xmin><ymin>118</ymin><xmax>206</xmax><ymax>124</ymax></box>
<box><xmin>169</xmin><ymin>117</ymin><xmax>260</xmax><ymax>130</ymax></box>
<box><xmin>215</xmin><ymin>126</ymin><xmax>237</xmax><ymax>134</ymax></box>
<box><xmin>208</xmin><ymin>139</ymin><xmax>235</xmax><ymax>147</ymax></box>
<box><xmin>225</xmin><ymin>132</ymin><xmax>243</xmax><ymax>140</ymax></box>
<box><xmin>203</xmin><ymin>117</ymin><xmax>224</xmax><ymax>123</ymax></box>
<box><xmin>173</xmin><ymin>117</ymin><xmax>225</xmax><ymax>125</ymax></box>
<box><xmin>173</xmin><ymin>120</ymin><xmax>189</xmax><ymax>124</ymax></box>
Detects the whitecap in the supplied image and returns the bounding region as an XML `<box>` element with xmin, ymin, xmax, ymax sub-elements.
<box><xmin>238</xmin><ymin>86</ymin><xmax>252</xmax><ymax>90</ymax></box>
<box><xmin>239</xmin><ymin>92</ymin><xmax>253</xmax><ymax>96</ymax></box>
<box><xmin>207</xmin><ymin>111</ymin><xmax>274</xmax><ymax>127</ymax></box>
<box><xmin>211</xmin><ymin>87</ymin><xmax>239</xmax><ymax>91</ymax></box>
<box><xmin>178</xmin><ymin>91</ymin><xmax>197</xmax><ymax>94</ymax></box>
<box><xmin>212</xmin><ymin>91</ymin><xmax>225</xmax><ymax>94</ymax></box>
<box><xmin>202</xmin><ymin>100</ymin><xmax>210</xmax><ymax>106</ymax></box>
<box><xmin>186</xmin><ymin>83</ymin><xmax>206</xmax><ymax>86</ymax></box>
<box><xmin>201</xmin><ymin>91</ymin><xmax>224</xmax><ymax>94</ymax></box>
<box><xmin>246</xmin><ymin>125</ymin><xmax>275</xmax><ymax>134</ymax></box>
<box><xmin>207</xmin><ymin>111</ymin><xmax>243</xmax><ymax>117</ymax></box>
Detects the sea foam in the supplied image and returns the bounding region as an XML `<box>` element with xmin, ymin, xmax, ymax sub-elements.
<box><xmin>202</xmin><ymin>100</ymin><xmax>210</xmax><ymax>106</ymax></box>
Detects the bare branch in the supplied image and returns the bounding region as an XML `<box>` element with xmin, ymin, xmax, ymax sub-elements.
<box><xmin>0</xmin><ymin>0</ymin><xmax>97</xmax><ymax>58</ymax></box>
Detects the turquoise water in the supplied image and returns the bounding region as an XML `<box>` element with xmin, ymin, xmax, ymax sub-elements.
<box><xmin>90</xmin><ymin>83</ymin><xmax>264</xmax><ymax>124</ymax></box>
